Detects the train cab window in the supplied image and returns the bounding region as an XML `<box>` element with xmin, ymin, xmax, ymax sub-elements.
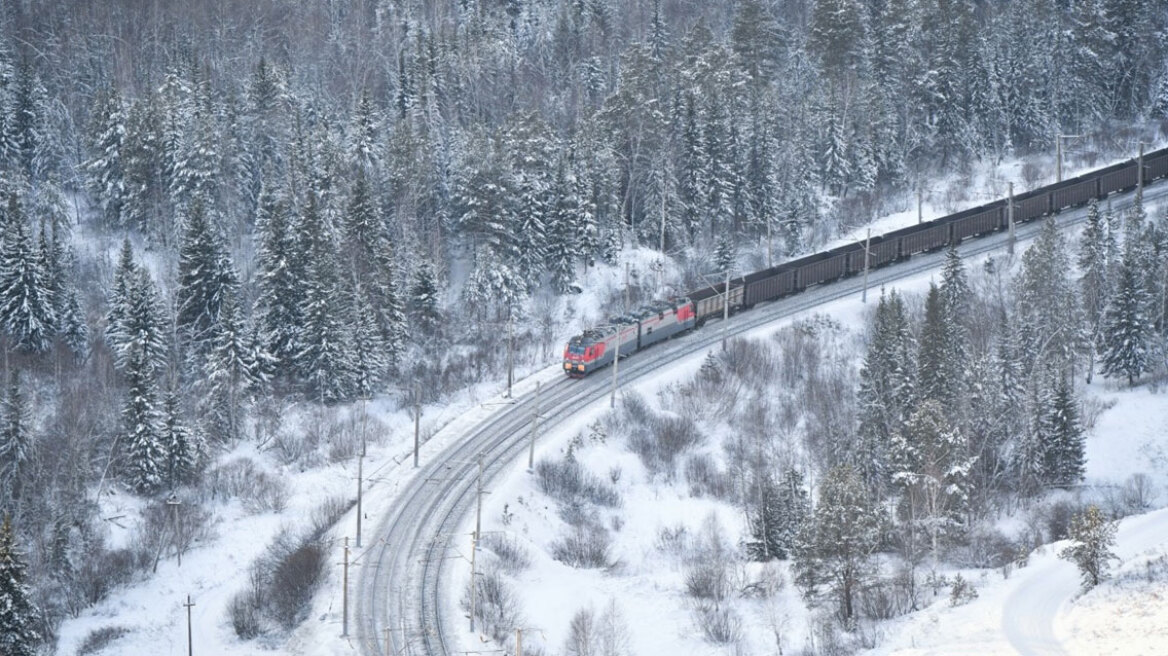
<box><xmin>568</xmin><ymin>344</ymin><xmax>586</xmax><ymax>356</ymax></box>
<box><xmin>659</xmin><ymin>312</ymin><xmax>664</xmax><ymax>320</ymax></box>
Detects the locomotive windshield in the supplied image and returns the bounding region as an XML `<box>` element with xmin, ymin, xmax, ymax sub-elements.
<box><xmin>567</xmin><ymin>344</ymin><xmax>587</xmax><ymax>355</ymax></box>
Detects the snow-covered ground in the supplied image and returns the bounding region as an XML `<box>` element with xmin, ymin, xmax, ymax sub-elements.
<box><xmin>54</xmin><ymin>136</ymin><xmax>1168</xmax><ymax>656</ymax></box>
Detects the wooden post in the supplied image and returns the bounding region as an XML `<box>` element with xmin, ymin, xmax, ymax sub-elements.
<box><xmin>610</xmin><ymin>326</ymin><xmax>622</xmax><ymax>408</ymax></box>
<box><xmin>413</xmin><ymin>385</ymin><xmax>420</xmax><ymax>468</ymax></box>
<box><xmin>721</xmin><ymin>269</ymin><xmax>730</xmax><ymax>351</ymax></box>
<box><xmin>527</xmin><ymin>381</ymin><xmax>540</xmax><ymax>472</ymax></box>
<box><xmin>183</xmin><ymin>595</ymin><xmax>195</xmax><ymax>656</ymax></box>
<box><xmin>862</xmin><ymin>229</ymin><xmax>871</xmax><ymax>303</ymax></box>
<box><xmin>1008</xmin><ymin>181</ymin><xmax>1016</xmax><ymax>255</ymax></box>
<box><xmin>341</xmin><ymin>537</ymin><xmax>350</xmax><ymax>637</ymax></box>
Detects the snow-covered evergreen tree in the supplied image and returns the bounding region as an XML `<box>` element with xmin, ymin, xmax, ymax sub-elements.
<box><xmin>1078</xmin><ymin>199</ymin><xmax>1109</xmax><ymax>382</ymax></box>
<box><xmin>161</xmin><ymin>390</ymin><xmax>200</xmax><ymax>488</ymax></box>
<box><xmin>793</xmin><ymin>464</ymin><xmax>881</xmax><ymax>625</ymax></box>
<box><xmin>747</xmin><ymin>467</ymin><xmax>809</xmax><ymax>561</ymax></box>
<box><xmin>1101</xmin><ymin>241</ymin><xmax>1153</xmax><ymax>385</ymax></box>
<box><xmin>203</xmin><ymin>290</ymin><xmax>254</xmax><ymax>442</ymax></box>
<box><xmin>1043</xmin><ymin>378</ymin><xmax>1085</xmax><ymax>488</ymax></box>
<box><xmin>0</xmin><ymin>194</ymin><xmax>55</xmax><ymax>352</ymax></box>
<box><xmin>254</xmin><ymin>185</ymin><xmax>303</xmax><ymax>376</ymax></box>
<box><xmin>855</xmin><ymin>288</ymin><xmax>915</xmax><ymax>489</ymax></box>
<box><xmin>123</xmin><ymin>336</ymin><xmax>164</xmax><ymax>495</ymax></box>
<box><xmin>176</xmin><ymin>201</ymin><xmax>237</xmax><ymax>349</ymax></box>
<box><xmin>85</xmin><ymin>86</ymin><xmax>127</xmax><ymax>228</ymax></box>
<box><xmin>296</xmin><ymin>194</ymin><xmax>353</xmax><ymax>403</ymax></box>
<box><xmin>0</xmin><ymin>515</ymin><xmax>39</xmax><ymax>656</ymax></box>
<box><xmin>0</xmin><ymin>371</ymin><xmax>29</xmax><ymax>504</ymax></box>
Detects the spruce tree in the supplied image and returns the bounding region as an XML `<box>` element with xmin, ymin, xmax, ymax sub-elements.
<box><xmin>0</xmin><ymin>194</ymin><xmax>55</xmax><ymax>352</ymax></box>
<box><xmin>176</xmin><ymin>201</ymin><xmax>237</xmax><ymax>349</ymax></box>
<box><xmin>793</xmin><ymin>465</ymin><xmax>881</xmax><ymax>624</ymax></box>
<box><xmin>350</xmin><ymin>283</ymin><xmax>388</xmax><ymax>399</ymax></box>
<box><xmin>855</xmin><ymin>288</ymin><xmax>915</xmax><ymax>489</ymax></box>
<box><xmin>113</xmin><ymin>268</ymin><xmax>168</xmax><ymax>375</ymax></box>
<box><xmin>0</xmin><ymin>515</ymin><xmax>39</xmax><ymax>656</ymax></box>
<box><xmin>254</xmin><ymin>187</ymin><xmax>303</xmax><ymax>376</ymax></box>
<box><xmin>161</xmin><ymin>391</ymin><xmax>199</xmax><ymax>488</ymax></box>
<box><xmin>1101</xmin><ymin>244</ymin><xmax>1153</xmax><ymax>385</ymax></box>
<box><xmin>0</xmin><ymin>371</ymin><xmax>29</xmax><ymax>504</ymax></box>
<box><xmin>1078</xmin><ymin>199</ymin><xmax>1109</xmax><ymax>383</ymax></box>
<box><xmin>410</xmin><ymin>260</ymin><xmax>442</xmax><ymax>338</ymax></box>
<box><xmin>1059</xmin><ymin>505</ymin><xmax>1117</xmax><ymax>590</ymax></box>
<box><xmin>105</xmin><ymin>238</ymin><xmax>137</xmax><ymax>355</ymax></box>
<box><xmin>86</xmin><ymin>86</ymin><xmax>127</xmax><ymax>229</ymax></box>
<box><xmin>296</xmin><ymin>195</ymin><xmax>353</xmax><ymax>403</ymax></box>
<box><xmin>1043</xmin><ymin>378</ymin><xmax>1085</xmax><ymax>488</ymax></box>
<box><xmin>203</xmin><ymin>291</ymin><xmax>254</xmax><ymax>442</ymax></box>
<box><xmin>123</xmin><ymin>341</ymin><xmax>164</xmax><ymax>495</ymax></box>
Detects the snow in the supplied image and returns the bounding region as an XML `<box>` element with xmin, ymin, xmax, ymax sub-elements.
<box><xmin>55</xmin><ymin>146</ymin><xmax>1168</xmax><ymax>656</ymax></box>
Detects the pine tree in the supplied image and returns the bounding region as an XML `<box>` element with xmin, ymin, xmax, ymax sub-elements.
<box><xmin>1079</xmin><ymin>199</ymin><xmax>1109</xmax><ymax>382</ymax></box>
<box><xmin>1043</xmin><ymin>378</ymin><xmax>1085</xmax><ymax>488</ymax></box>
<box><xmin>1101</xmin><ymin>242</ymin><xmax>1153</xmax><ymax>385</ymax></box>
<box><xmin>917</xmin><ymin>284</ymin><xmax>948</xmax><ymax>403</ymax></box>
<box><xmin>176</xmin><ymin>200</ymin><xmax>237</xmax><ymax>349</ymax></box>
<box><xmin>123</xmin><ymin>338</ymin><xmax>164</xmax><ymax>495</ymax></box>
<box><xmin>203</xmin><ymin>291</ymin><xmax>254</xmax><ymax>442</ymax></box>
<box><xmin>410</xmin><ymin>260</ymin><xmax>442</xmax><ymax>338</ymax></box>
<box><xmin>793</xmin><ymin>465</ymin><xmax>881</xmax><ymax>625</ymax></box>
<box><xmin>0</xmin><ymin>371</ymin><xmax>29</xmax><ymax>504</ymax></box>
<box><xmin>254</xmin><ymin>187</ymin><xmax>303</xmax><ymax>376</ymax></box>
<box><xmin>113</xmin><ymin>268</ymin><xmax>169</xmax><ymax>375</ymax></box>
<box><xmin>350</xmin><ymin>283</ymin><xmax>388</xmax><ymax>399</ymax></box>
<box><xmin>855</xmin><ymin>288</ymin><xmax>916</xmax><ymax>489</ymax></box>
<box><xmin>1015</xmin><ymin>217</ymin><xmax>1083</xmax><ymax>378</ymax></box>
<box><xmin>105</xmin><ymin>238</ymin><xmax>137</xmax><ymax>355</ymax></box>
<box><xmin>747</xmin><ymin>467</ymin><xmax>810</xmax><ymax>561</ymax></box>
<box><xmin>1059</xmin><ymin>505</ymin><xmax>1117</xmax><ymax>590</ymax></box>
<box><xmin>85</xmin><ymin>86</ymin><xmax>127</xmax><ymax>228</ymax></box>
<box><xmin>0</xmin><ymin>515</ymin><xmax>39</xmax><ymax>656</ymax></box>
<box><xmin>296</xmin><ymin>194</ymin><xmax>353</xmax><ymax>403</ymax></box>
<box><xmin>161</xmin><ymin>391</ymin><xmax>199</xmax><ymax>488</ymax></box>
<box><xmin>0</xmin><ymin>194</ymin><xmax>55</xmax><ymax>352</ymax></box>
<box><xmin>890</xmin><ymin>400</ymin><xmax>974</xmax><ymax>559</ymax></box>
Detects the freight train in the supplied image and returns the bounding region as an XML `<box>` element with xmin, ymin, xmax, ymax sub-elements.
<box><xmin>563</xmin><ymin>147</ymin><xmax>1168</xmax><ymax>377</ymax></box>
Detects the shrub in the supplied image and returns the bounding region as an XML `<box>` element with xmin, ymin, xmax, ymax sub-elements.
<box><xmin>551</xmin><ymin>524</ymin><xmax>611</xmax><ymax>568</ymax></box>
<box><xmin>535</xmin><ymin>457</ymin><xmax>621</xmax><ymax>508</ymax></box>
<box><xmin>684</xmin><ymin>453</ymin><xmax>731</xmax><ymax>499</ymax></box>
<box><xmin>76</xmin><ymin>626</ymin><xmax>131</xmax><ymax>655</ymax></box>
<box><xmin>462</xmin><ymin>565</ymin><xmax>522</xmax><ymax>643</ymax></box>
<box><xmin>268</xmin><ymin>540</ymin><xmax>325</xmax><ymax>629</ymax></box>
<box><xmin>480</xmin><ymin>533</ymin><xmax>532</xmax><ymax>574</ymax></box>
<box><xmin>691</xmin><ymin>601</ymin><xmax>742</xmax><ymax>644</ymax></box>
<box><xmin>949</xmin><ymin>573</ymin><xmax>979</xmax><ymax>607</ymax></box>
<box><xmin>200</xmin><ymin>458</ymin><xmax>289</xmax><ymax>514</ymax></box>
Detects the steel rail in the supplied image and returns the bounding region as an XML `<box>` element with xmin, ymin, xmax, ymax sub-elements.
<box><xmin>357</xmin><ymin>181</ymin><xmax>1168</xmax><ymax>656</ymax></box>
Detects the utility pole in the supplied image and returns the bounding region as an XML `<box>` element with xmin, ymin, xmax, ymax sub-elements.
<box><xmin>469</xmin><ymin>533</ymin><xmax>478</xmax><ymax>634</ymax></box>
<box><xmin>527</xmin><ymin>381</ymin><xmax>541</xmax><ymax>472</ymax></box>
<box><xmin>610</xmin><ymin>325</ymin><xmax>622</xmax><ymax>408</ymax></box>
<box><xmin>766</xmin><ymin>211</ymin><xmax>773</xmax><ymax>269</ymax></box>
<box><xmin>355</xmin><ymin>452</ymin><xmax>364</xmax><ymax>548</ymax></box>
<box><xmin>505</xmin><ymin>307</ymin><xmax>514</xmax><ymax>399</ymax></box>
<box><xmin>516</xmin><ymin>628</ymin><xmax>523</xmax><ymax>656</ymax></box>
<box><xmin>917</xmin><ymin>187</ymin><xmax>923</xmax><ymax>224</ymax></box>
<box><xmin>475</xmin><ymin>453</ymin><xmax>484</xmax><ymax>543</ymax></box>
<box><xmin>1057</xmin><ymin>134</ymin><xmax>1082</xmax><ymax>182</ymax></box>
<box><xmin>167</xmin><ymin>494</ymin><xmax>182</xmax><ymax>566</ymax></box>
<box><xmin>1057</xmin><ymin>135</ymin><xmax>1063</xmax><ymax>182</ymax></box>
<box><xmin>861</xmin><ymin>228</ymin><xmax>871</xmax><ymax>303</ymax></box>
<box><xmin>183</xmin><ymin>595</ymin><xmax>195</xmax><ymax>656</ymax></box>
<box><xmin>1007</xmin><ymin>181</ymin><xmax>1016</xmax><ymax>255</ymax></box>
<box><xmin>413</xmin><ymin>385</ymin><xmax>421</xmax><ymax>468</ymax></box>
<box><xmin>1138</xmin><ymin>141</ymin><xmax>1145</xmax><ymax>203</ymax></box>
<box><xmin>623</xmin><ymin>262</ymin><xmax>630</xmax><ymax>309</ymax></box>
<box><xmin>341</xmin><ymin>537</ymin><xmax>350</xmax><ymax>637</ymax></box>
<box><xmin>721</xmin><ymin>269</ymin><xmax>730</xmax><ymax>351</ymax></box>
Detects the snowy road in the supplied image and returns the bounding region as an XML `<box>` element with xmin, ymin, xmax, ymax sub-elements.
<box><xmin>356</xmin><ymin>180</ymin><xmax>1168</xmax><ymax>656</ymax></box>
<box><xmin>1003</xmin><ymin>508</ymin><xmax>1168</xmax><ymax>656</ymax></box>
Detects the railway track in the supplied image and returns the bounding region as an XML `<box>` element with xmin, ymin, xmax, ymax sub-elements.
<box><xmin>355</xmin><ymin>181</ymin><xmax>1168</xmax><ymax>656</ymax></box>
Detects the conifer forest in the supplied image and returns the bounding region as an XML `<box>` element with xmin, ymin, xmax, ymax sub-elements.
<box><xmin>1</xmin><ymin>1</ymin><xmax>1168</xmax><ymax>653</ymax></box>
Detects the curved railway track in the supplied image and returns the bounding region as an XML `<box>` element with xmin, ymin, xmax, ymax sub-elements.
<box><xmin>356</xmin><ymin>181</ymin><xmax>1168</xmax><ymax>656</ymax></box>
